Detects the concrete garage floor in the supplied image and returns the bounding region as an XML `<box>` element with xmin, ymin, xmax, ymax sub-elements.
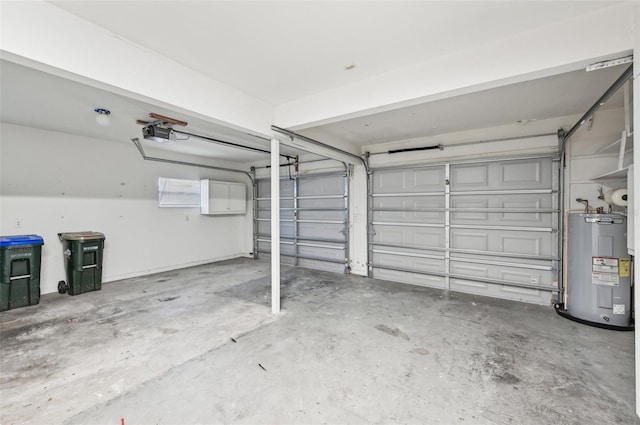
<box><xmin>1</xmin><ymin>258</ymin><xmax>637</xmax><ymax>425</ymax></box>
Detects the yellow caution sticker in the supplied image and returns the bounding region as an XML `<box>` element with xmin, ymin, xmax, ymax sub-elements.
<box><xmin>620</xmin><ymin>258</ymin><xmax>631</xmax><ymax>277</ymax></box>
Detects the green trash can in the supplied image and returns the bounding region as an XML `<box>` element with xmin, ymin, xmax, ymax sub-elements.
<box><xmin>58</xmin><ymin>232</ymin><xmax>105</xmax><ymax>296</ymax></box>
<box><xmin>0</xmin><ymin>234</ymin><xmax>45</xmax><ymax>312</ymax></box>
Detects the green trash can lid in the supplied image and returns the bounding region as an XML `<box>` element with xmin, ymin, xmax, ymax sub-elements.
<box><xmin>0</xmin><ymin>234</ymin><xmax>44</xmax><ymax>247</ymax></box>
<box><xmin>58</xmin><ymin>231</ymin><xmax>105</xmax><ymax>241</ymax></box>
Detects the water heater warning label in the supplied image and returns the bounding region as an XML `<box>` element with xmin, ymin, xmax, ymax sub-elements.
<box><xmin>592</xmin><ymin>272</ymin><xmax>619</xmax><ymax>286</ymax></box>
<box><xmin>593</xmin><ymin>257</ymin><xmax>619</xmax><ymax>268</ymax></box>
<box><xmin>620</xmin><ymin>259</ymin><xmax>630</xmax><ymax>277</ymax></box>
<box><xmin>592</xmin><ymin>257</ymin><xmax>620</xmax><ymax>286</ymax></box>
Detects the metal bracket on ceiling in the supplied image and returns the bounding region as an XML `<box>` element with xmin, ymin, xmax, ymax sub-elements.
<box><xmin>586</xmin><ymin>116</ymin><xmax>594</xmax><ymax>132</ymax></box>
<box><xmin>586</xmin><ymin>55</ymin><xmax>633</xmax><ymax>72</ymax></box>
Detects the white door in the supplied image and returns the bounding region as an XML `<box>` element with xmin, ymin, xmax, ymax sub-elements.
<box><xmin>370</xmin><ymin>156</ymin><xmax>558</xmax><ymax>305</ymax></box>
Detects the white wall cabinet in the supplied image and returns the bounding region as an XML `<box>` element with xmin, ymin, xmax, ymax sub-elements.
<box><xmin>200</xmin><ymin>180</ymin><xmax>247</xmax><ymax>215</ymax></box>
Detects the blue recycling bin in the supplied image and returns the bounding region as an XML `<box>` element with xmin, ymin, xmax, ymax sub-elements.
<box><xmin>0</xmin><ymin>235</ymin><xmax>45</xmax><ymax>312</ymax></box>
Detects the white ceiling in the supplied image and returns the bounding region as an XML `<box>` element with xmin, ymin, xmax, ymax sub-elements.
<box><xmin>0</xmin><ymin>1</ymin><xmax>631</xmax><ymax>163</ymax></box>
<box><xmin>2</xmin><ymin>58</ymin><xmax>625</xmax><ymax>158</ymax></box>
<box><xmin>300</xmin><ymin>65</ymin><xmax>630</xmax><ymax>147</ymax></box>
<box><xmin>0</xmin><ymin>60</ymin><xmax>307</xmax><ymax>164</ymax></box>
<box><xmin>49</xmin><ymin>1</ymin><xmax>618</xmax><ymax>105</ymax></box>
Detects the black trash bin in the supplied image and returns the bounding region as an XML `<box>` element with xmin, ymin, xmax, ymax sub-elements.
<box><xmin>58</xmin><ymin>232</ymin><xmax>105</xmax><ymax>296</ymax></box>
<box><xmin>0</xmin><ymin>234</ymin><xmax>45</xmax><ymax>311</ymax></box>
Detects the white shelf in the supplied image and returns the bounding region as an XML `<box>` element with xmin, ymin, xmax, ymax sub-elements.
<box><xmin>591</xmin><ymin>167</ymin><xmax>628</xmax><ymax>182</ymax></box>
<box><xmin>595</xmin><ymin>133</ymin><xmax>633</xmax><ymax>155</ymax></box>
<box><xmin>591</xmin><ymin>128</ymin><xmax>633</xmax><ymax>183</ymax></box>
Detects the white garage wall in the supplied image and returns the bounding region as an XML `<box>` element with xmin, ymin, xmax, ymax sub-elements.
<box><xmin>0</xmin><ymin>123</ymin><xmax>254</xmax><ymax>295</ymax></box>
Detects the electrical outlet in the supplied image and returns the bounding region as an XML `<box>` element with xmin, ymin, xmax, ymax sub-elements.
<box><xmin>14</xmin><ymin>219</ymin><xmax>23</xmax><ymax>228</ymax></box>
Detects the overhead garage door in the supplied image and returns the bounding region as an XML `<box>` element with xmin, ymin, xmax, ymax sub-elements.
<box><xmin>256</xmin><ymin>172</ymin><xmax>349</xmax><ymax>274</ymax></box>
<box><xmin>369</xmin><ymin>156</ymin><xmax>559</xmax><ymax>305</ymax></box>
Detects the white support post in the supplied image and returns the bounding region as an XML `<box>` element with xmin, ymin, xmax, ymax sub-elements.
<box><xmin>270</xmin><ymin>138</ymin><xmax>281</xmax><ymax>314</ymax></box>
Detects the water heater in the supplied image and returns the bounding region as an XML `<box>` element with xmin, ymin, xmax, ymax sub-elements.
<box><xmin>565</xmin><ymin>213</ymin><xmax>632</xmax><ymax>329</ymax></box>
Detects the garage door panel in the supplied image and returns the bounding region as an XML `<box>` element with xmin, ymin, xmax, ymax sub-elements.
<box><xmin>260</xmin><ymin>252</ymin><xmax>296</xmax><ymax>266</ymax></box>
<box><xmin>500</xmin><ymin>269</ymin><xmax>552</xmax><ymax>287</ymax></box>
<box><xmin>298</xmin><ymin>258</ymin><xmax>345</xmax><ymax>274</ymax></box>
<box><xmin>372</xmin><ymin>243</ymin><xmax>445</xmax><ymax>289</ymax></box>
<box><xmin>450</xmin><ymin>259</ymin><xmax>553</xmax><ymax>287</ymax></box>
<box><xmin>280</xmin><ymin>222</ymin><xmax>295</xmax><ymax>238</ymax></box>
<box><xmin>450</xmin><ymin>198</ymin><xmax>489</xmax><ymax>221</ymax></box>
<box><xmin>450</xmin><ymin>158</ymin><xmax>552</xmax><ymax>191</ymax></box>
<box><xmin>450</xmin><ymin>278</ymin><xmax>552</xmax><ymax>305</ymax></box>
<box><xmin>450</xmin><ymin>164</ymin><xmax>489</xmax><ymax>189</ymax></box>
<box><xmin>373</xmin><ymin>210</ymin><xmax>445</xmax><ymax>224</ymax></box>
<box><xmin>257</xmin><ymin>240</ymin><xmax>297</xmax><ymax>256</ymax></box>
<box><xmin>451</xmin><ymin>211</ymin><xmax>552</xmax><ymax>227</ymax></box>
<box><xmin>257</xmin><ymin>179</ymin><xmax>294</xmax><ymax>198</ymax></box>
<box><xmin>297</xmin><ymin>174</ymin><xmax>344</xmax><ymax>196</ymax></box>
<box><xmin>449</xmin><ymin>230</ymin><xmax>489</xmax><ymax>251</ymax></box>
<box><xmin>374</xmin><ymin>251</ymin><xmax>444</xmax><ymax>274</ymax></box>
<box><xmin>451</xmin><ymin>195</ymin><xmax>553</xmax><ymax>227</ymax></box>
<box><xmin>373</xmin><ymin>195</ymin><xmax>445</xmax><ymax>209</ymax></box>
<box><xmin>376</xmin><ymin>246</ymin><xmax>443</xmax><ymax>258</ymax></box>
<box><xmin>374</xmin><ymin>225</ymin><xmax>445</xmax><ymax>248</ymax></box>
<box><xmin>451</xmin><ymin>194</ymin><xmax>553</xmax><ymax>209</ymax></box>
<box><xmin>500</xmin><ymin>232</ymin><xmax>550</xmax><ymax>256</ymax></box>
<box><xmin>450</xmin><ymin>251</ymin><xmax>551</xmax><ymax>266</ymax></box>
<box><xmin>258</xmin><ymin>209</ymin><xmax>295</xmax><ymax>220</ymax></box>
<box><xmin>374</xmin><ymin>268</ymin><xmax>446</xmax><ymax>289</ymax></box>
<box><xmin>298</xmin><ymin>244</ymin><xmax>345</xmax><ymax>262</ymax></box>
<box><xmin>373</xmin><ymin>167</ymin><xmax>445</xmax><ymax>193</ymax></box>
<box><xmin>450</xmin><ymin>228</ymin><xmax>552</xmax><ymax>256</ymax></box>
<box><xmin>299</xmin><ymin>222</ymin><xmax>345</xmax><ymax>240</ymax></box>
<box><xmin>259</xmin><ymin>221</ymin><xmax>295</xmax><ymax>238</ymax></box>
<box><xmin>298</xmin><ymin>210</ymin><xmax>345</xmax><ymax>221</ymax></box>
<box><xmin>257</xmin><ymin>179</ymin><xmax>270</xmax><ymax>197</ymax></box>
<box><xmin>258</xmin><ymin>221</ymin><xmax>270</xmax><ymax>235</ymax></box>
<box><xmin>499</xmin><ymin>211</ymin><xmax>550</xmax><ymax>226</ymax></box>
<box><xmin>281</xmin><ymin>242</ymin><xmax>297</xmax><ymax>257</ymax></box>
<box><xmin>373</xmin><ymin>195</ymin><xmax>445</xmax><ymax>223</ymax></box>
<box><xmin>280</xmin><ymin>180</ymin><xmax>295</xmax><ymax>197</ymax></box>
<box><xmin>499</xmin><ymin>160</ymin><xmax>549</xmax><ymax>187</ymax></box>
<box><xmin>298</xmin><ymin>198</ymin><xmax>344</xmax><ymax>209</ymax></box>
<box><xmin>258</xmin><ymin>199</ymin><xmax>293</xmax><ymax>210</ymax></box>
